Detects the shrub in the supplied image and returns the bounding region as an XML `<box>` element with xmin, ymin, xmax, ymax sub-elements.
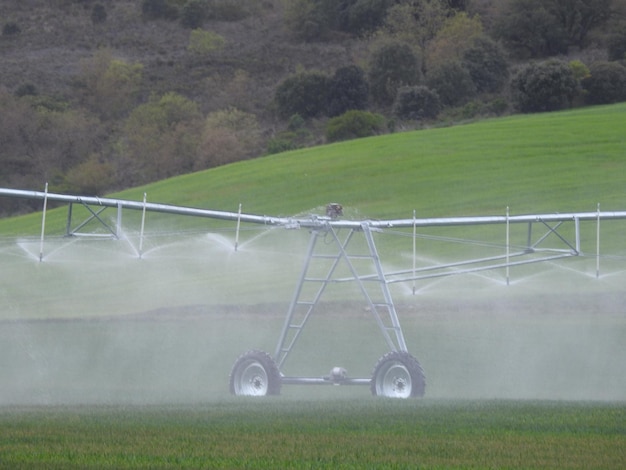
<box><xmin>368</xmin><ymin>42</ymin><xmax>421</xmax><ymax>105</ymax></box>
<box><xmin>425</xmin><ymin>61</ymin><xmax>476</xmax><ymax>107</ymax></box>
<box><xmin>582</xmin><ymin>61</ymin><xmax>626</xmax><ymax>105</ymax></box>
<box><xmin>266</xmin><ymin>114</ymin><xmax>312</xmax><ymax>155</ymax></box>
<box><xmin>187</xmin><ymin>29</ymin><xmax>226</xmax><ymax>55</ymax></box>
<box><xmin>392</xmin><ymin>86</ymin><xmax>441</xmax><ymax>120</ymax></box>
<box><xmin>327</xmin><ymin>65</ymin><xmax>369</xmax><ymax>117</ymax></box>
<box><xmin>274</xmin><ymin>72</ymin><xmax>331</xmax><ymax>118</ymax></box>
<box><xmin>511</xmin><ymin>60</ymin><xmax>578</xmax><ymax>113</ymax></box>
<box><xmin>266</xmin><ymin>135</ymin><xmax>299</xmax><ymax>155</ymax></box>
<box><xmin>325</xmin><ymin>110</ymin><xmax>386</xmax><ymax>143</ymax></box>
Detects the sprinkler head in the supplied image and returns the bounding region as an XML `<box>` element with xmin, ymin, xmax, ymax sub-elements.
<box><xmin>326</xmin><ymin>203</ymin><xmax>343</xmax><ymax>219</ymax></box>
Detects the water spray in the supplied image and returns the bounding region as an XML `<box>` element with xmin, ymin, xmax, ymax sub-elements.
<box><xmin>3</xmin><ymin>186</ymin><xmax>626</xmax><ymax>400</ymax></box>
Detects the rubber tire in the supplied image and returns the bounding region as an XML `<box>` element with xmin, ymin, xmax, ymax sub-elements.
<box><xmin>370</xmin><ymin>351</ymin><xmax>426</xmax><ymax>398</ymax></box>
<box><xmin>229</xmin><ymin>350</ymin><xmax>282</xmax><ymax>396</ymax></box>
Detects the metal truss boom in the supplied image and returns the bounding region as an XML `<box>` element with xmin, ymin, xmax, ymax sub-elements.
<box><xmin>3</xmin><ymin>187</ymin><xmax>626</xmax><ymax>230</ymax></box>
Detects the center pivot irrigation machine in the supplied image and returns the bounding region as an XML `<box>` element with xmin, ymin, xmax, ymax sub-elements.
<box><xmin>2</xmin><ymin>187</ymin><xmax>626</xmax><ymax>399</ymax></box>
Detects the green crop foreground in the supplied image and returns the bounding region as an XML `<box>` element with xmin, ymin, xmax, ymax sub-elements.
<box><xmin>0</xmin><ymin>400</ymin><xmax>624</xmax><ymax>469</ymax></box>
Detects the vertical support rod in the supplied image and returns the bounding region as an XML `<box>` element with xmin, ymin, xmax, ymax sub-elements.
<box><xmin>39</xmin><ymin>182</ymin><xmax>49</xmax><ymax>262</ymax></box>
<box><xmin>234</xmin><ymin>203</ymin><xmax>242</xmax><ymax>252</ymax></box>
<box><xmin>412</xmin><ymin>209</ymin><xmax>417</xmax><ymax>295</ymax></box>
<box><xmin>574</xmin><ymin>216</ymin><xmax>581</xmax><ymax>253</ymax></box>
<box><xmin>139</xmin><ymin>192</ymin><xmax>147</xmax><ymax>258</ymax></box>
<box><xmin>116</xmin><ymin>202</ymin><xmax>122</xmax><ymax>239</ymax></box>
<box><xmin>596</xmin><ymin>203</ymin><xmax>601</xmax><ymax>279</ymax></box>
<box><xmin>66</xmin><ymin>203</ymin><xmax>73</xmax><ymax>237</ymax></box>
<box><xmin>506</xmin><ymin>206</ymin><xmax>510</xmax><ymax>286</ymax></box>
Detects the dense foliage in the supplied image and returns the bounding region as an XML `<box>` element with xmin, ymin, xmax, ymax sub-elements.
<box><xmin>511</xmin><ymin>60</ymin><xmax>579</xmax><ymax>112</ymax></box>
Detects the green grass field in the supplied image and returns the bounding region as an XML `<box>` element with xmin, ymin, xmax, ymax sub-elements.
<box><xmin>1</xmin><ymin>104</ymin><xmax>625</xmax><ymax>468</ymax></box>
<box><xmin>1</xmin><ymin>401</ymin><xmax>624</xmax><ymax>469</ymax></box>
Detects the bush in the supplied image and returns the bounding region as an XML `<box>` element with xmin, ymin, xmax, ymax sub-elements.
<box><xmin>368</xmin><ymin>42</ymin><xmax>421</xmax><ymax>105</ymax></box>
<box><xmin>325</xmin><ymin>110</ymin><xmax>386</xmax><ymax>143</ymax></box>
<box><xmin>392</xmin><ymin>86</ymin><xmax>441</xmax><ymax>120</ymax></box>
<box><xmin>425</xmin><ymin>61</ymin><xmax>476</xmax><ymax>107</ymax></box>
<box><xmin>582</xmin><ymin>61</ymin><xmax>626</xmax><ymax>105</ymax></box>
<box><xmin>266</xmin><ymin>114</ymin><xmax>312</xmax><ymax>155</ymax></box>
<box><xmin>187</xmin><ymin>29</ymin><xmax>226</xmax><ymax>55</ymax></box>
<box><xmin>511</xmin><ymin>60</ymin><xmax>578</xmax><ymax>113</ymax></box>
<box><xmin>327</xmin><ymin>65</ymin><xmax>369</xmax><ymax>117</ymax></box>
<box><xmin>274</xmin><ymin>72</ymin><xmax>331</xmax><ymax>118</ymax></box>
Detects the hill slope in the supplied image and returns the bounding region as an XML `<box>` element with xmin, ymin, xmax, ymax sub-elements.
<box><xmin>1</xmin><ymin>102</ymin><xmax>625</xmax><ymax>236</ymax></box>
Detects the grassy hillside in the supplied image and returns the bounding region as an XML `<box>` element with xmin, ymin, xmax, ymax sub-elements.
<box><xmin>1</xmin><ymin>103</ymin><xmax>625</xmax><ymax>237</ymax></box>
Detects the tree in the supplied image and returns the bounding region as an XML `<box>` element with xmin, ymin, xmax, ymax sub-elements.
<box><xmin>546</xmin><ymin>0</ymin><xmax>613</xmax><ymax>49</ymax></box>
<box><xmin>368</xmin><ymin>41</ymin><xmax>421</xmax><ymax>105</ymax></box>
<box><xmin>274</xmin><ymin>72</ymin><xmax>331</xmax><ymax>118</ymax></box>
<box><xmin>341</xmin><ymin>0</ymin><xmax>393</xmax><ymax>36</ymax></box>
<box><xmin>582</xmin><ymin>61</ymin><xmax>626</xmax><ymax>104</ymax></box>
<box><xmin>327</xmin><ymin>65</ymin><xmax>369</xmax><ymax>117</ymax></box>
<box><xmin>607</xmin><ymin>25</ymin><xmax>626</xmax><ymax>61</ymax></box>
<box><xmin>462</xmin><ymin>36</ymin><xmax>509</xmax><ymax>93</ymax></box>
<box><xmin>0</xmin><ymin>90</ymin><xmax>103</xmax><ymax>192</ymax></box>
<box><xmin>393</xmin><ymin>85</ymin><xmax>441</xmax><ymax>120</ymax></box>
<box><xmin>511</xmin><ymin>59</ymin><xmax>579</xmax><ymax>112</ymax></box>
<box><xmin>284</xmin><ymin>0</ymin><xmax>338</xmax><ymax>41</ymax></box>
<box><xmin>493</xmin><ymin>0</ymin><xmax>614</xmax><ymax>56</ymax></box>
<box><xmin>120</xmin><ymin>92</ymin><xmax>203</xmax><ymax>185</ymax></box>
<box><xmin>426</xmin><ymin>61</ymin><xmax>476</xmax><ymax>107</ymax></box>
<box><xmin>425</xmin><ymin>11</ymin><xmax>484</xmax><ymax>70</ymax></box>
<box><xmin>382</xmin><ymin>1</ymin><xmax>449</xmax><ymax>52</ymax></box>
<box><xmin>196</xmin><ymin>107</ymin><xmax>261</xmax><ymax>168</ymax></box>
<box><xmin>493</xmin><ymin>0</ymin><xmax>568</xmax><ymax>58</ymax></box>
<box><xmin>78</xmin><ymin>49</ymin><xmax>143</xmax><ymax>120</ymax></box>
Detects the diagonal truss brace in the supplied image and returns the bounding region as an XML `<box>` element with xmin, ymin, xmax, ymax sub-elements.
<box><xmin>65</xmin><ymin>201</ymin><xmax>121</xmax><ymax>238</ymax></box>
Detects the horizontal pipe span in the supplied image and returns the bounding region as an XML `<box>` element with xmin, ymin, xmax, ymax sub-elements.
<box><xmin>281</xmin><ymin>376</ymin><xmax>371</xmax><ymax>386</ymax></box>
<box><xmin>2</xmin><ymin>187</ymin><xmax>626</xmax><ymax>229</ymax></box>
